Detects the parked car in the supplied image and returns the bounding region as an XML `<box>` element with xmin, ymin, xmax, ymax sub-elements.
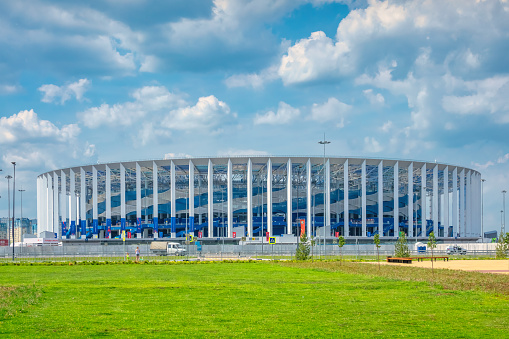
<box><xmin>446</xmin><ymin>245</ymin><xmax>467</xmax><ymax>255</ymax></box>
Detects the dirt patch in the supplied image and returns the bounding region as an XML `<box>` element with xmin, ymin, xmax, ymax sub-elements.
<box><xmin>381</xmin><ymin>259</ymin><xmax>509</xmax><ymax>274</ymax></box>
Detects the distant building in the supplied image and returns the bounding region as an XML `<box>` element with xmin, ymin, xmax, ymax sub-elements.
<box><xmin>0</xmin><ymin>218</ymin><xmax>8</xmax><ymax>246</ymax></box>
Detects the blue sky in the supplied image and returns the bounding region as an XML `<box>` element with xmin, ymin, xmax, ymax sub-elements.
<box><xmin>1</xmin><ymin>0</ymin><xmax>508</xmax><ymax>234</ymax></box>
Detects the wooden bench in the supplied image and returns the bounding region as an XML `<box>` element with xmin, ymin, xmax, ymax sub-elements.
<box><xmin>386</xmin><ymin>257</ymin><xmax>412</xmax><ymax>264</ymax></box>
<box><xmin>414</xmin><ymin>256</ymin><xmax>449</xmax><ymax>262</ymax></box>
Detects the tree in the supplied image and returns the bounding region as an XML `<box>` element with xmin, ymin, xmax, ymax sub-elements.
<box><xmin>310</xmin><ymin>235</ymin><xmax>316</xmax><ymax>261</ymax></box>
<box><xmin>374</xmin><ymin>233</ymin><xmax>381</xmax><ymax>270</ymax></box>
<box><xmin>428</xmin><ymin>232</ymin><xmax>437</xmax><ymax>275</ymax></box>
<box><xmin>337</xmin><ymin>236</ymin><xmax>346</xmax><ymax>265</ymax></box>
<box><xmin>495</xmin><ymin>232</ymin><xmax>508</xmax><ymax>259</ymax></box>
<box><xmin>394</xmin><ymin>232</ymin><xmax>410</xmax><ymax>258</ymax></box>
<box><xmin>296</xmin><ymin>233</ymin><xmax>311</xmax><ymax>260</ymax></box>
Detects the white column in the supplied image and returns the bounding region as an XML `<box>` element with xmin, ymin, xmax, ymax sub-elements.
<box><xmin>378</xmin><ymin>160</ymin><xmax>383</xmax><ymax>237</ymax></box>
<box><xmin>61</xmin><ymin>171</ymin><xmax>67</xmax><ymax>237</ymax></box>
<box><xmin>48</xmin><ymin>174</ymin><xmax>53</xmax><ymax>233</ymax></box>
<box><xmin>53</xmin><ymin>172</ymin><xmax>59</xmax><ymax>238</ymax></box>
<box><xmin>189</xmin><ymin>160</ymin><xmax>195</xmax><ymax>236</ymax></box>
<box><xmin>136</xmin><ymin>163</ymin><xmax>141</xmax><ymax>237</ymax></box>
<box><xmin>80</xmin><ymin>168</ymin><xmax>86</xmax><ymax>239</ymax></box>
<box><xmin>37</xmin><ymin>176</ymin><xmax>42</xmax><ymax>233</ymax></box>
<box><xmin>394</xmin><ymin>161</ymin><xmax>399</xmax><ymax>237</ymax></box>
<box><xmin>474</xmin><ymin>172</ymin><xmax>478</xmax><ymax>237</ymax></box>
<box><xmin>459</xmin><ymin>169</ymin><xmax>465</xmax><ymax>237</ymax></box>
<box><xmin>432</xmin><ymin>165</ymin><xmax>438</xmax><ymax>237</ymax></box>
<box><xmin>408</xmin><ymin>163</ymin><xmax>414</xmax><ymax>238</ymax></box>
<box><xmin>120</xmin><ymin>164</ymin><xmax>126</xmax><ymax>231</ymax></box>
<box><xmin>421</xmin><ymin>164</ymin><xmax>427</xmax><ymax>237</ymax></box>
<box><xmin>92</xmin><ymin>166</ymin><xmax>98</xmax><ymax>239</ymax></box>
<box><xmin>106</xmin><ymin>165</ymin><xmax>111</xmax><ymax>233</ymax></box>
<box><xmin>452</xmin><ymin>167</ymin><xmax>458</xmax><ymax>237</ymax></box>
<box><xmin>267</xmin><ymin>158</ymin><xmax>272</xmax><ymax>237</ymax></box>
<box><xmin>361</xmin><ymin>159</ymin><xmax>367</xmax><ymax>237</ymax></box>
<box><xmin>344</xmin><ymin>159</ymin><xmax>349</xmax><ymax>237</ymax></box>
<box><xmin>208</xmin><ymin>159</ymin><xmax>213</xmax><ymax>238</ymax></box>
<box><xmin>307</xmin><ymin>159</ymin><xmax>312</xmax><ymax>237</ymax></box>
<box><xmin>171</xmin><ymin>161</ymin><xmax>176</xmax><ymax>237</ymax></box>
<box><xmin>247</xmin><ymin>159</ymin><xmax>253</xmax><ymax>237</ymax></box>
<box><xmin>476</xmin><ymin>173</ymin><xmax>481</xmax><ymax>237</ymax></box>
<box><xmin>443</xmin><ymin>166</ymin><xmax>449</xmax><ymax>237</ymax></box>
<box><xmin>227</xmin><ymin>159</ymin><xmax>233</xmax><ymax>237</ymax></box>
<box><xmin>325</xmin><ymin>159</ymin><xmax>330</xmax><ymax>237</ymax></box>
<box><xmin>153</xmin><ymin>161</ymin><xmax>158</xmax><ymax>238</ymax></box>
<box><xmin>39</xmin><ymin>176</ymin><xmax>45</xmax><ymax>233</ymax></box>
<box><xmin>286</xmin><ymin>158</ymin><xmax>292</xmax><ymax>235</ymax></box>
<box><xmin>70</xmin><ymin>169</ymin><xmax>76</xmax><ymax>239</ymax></box>
<box><xmin>466</xmin><ymin>170</ymin><xmax>472</xmax><ymax>237</ymax></box>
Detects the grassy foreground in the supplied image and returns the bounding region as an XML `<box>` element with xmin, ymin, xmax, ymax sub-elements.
<box><xmin>0</xmin><ymin>261</ymin><xmax>508</xmax><ymax>338</ymax></box>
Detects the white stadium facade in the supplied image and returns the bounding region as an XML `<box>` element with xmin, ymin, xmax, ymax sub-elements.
<box><xmin>37</xmin><ymin>156</ymin><xmax>482</xmax><ymax>241</ymax></box>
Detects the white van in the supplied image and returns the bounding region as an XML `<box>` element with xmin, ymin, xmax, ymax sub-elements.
<box><xmin>446</xmin><ymin>245</ymin><xmax>467</xmax><ymax>255</ymax></box>
<box><xmin>167</xmin><ymin>242</ymin><xmax>186</xmax><ymax>256</ymax></box>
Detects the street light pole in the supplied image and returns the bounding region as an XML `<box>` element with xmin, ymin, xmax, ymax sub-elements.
<box><xmin>11</xmin><ymin>162</ymin><xmax>16</xmax><ymax>261</ymax></box>
<box><xmin>481</xmin><ymin>179</ymin><xmax>485</xmax><ymax>242</ymax></box>
<box><xmin>502</xmin><ymin>190</ymin><xmax>507</xmax><ymax>235</ymax></box>
<box><xmin>5</xmin><ymin>175</ymin><xmax>12</xmax><ymax>252</ymax></box>
<box><xmin>319</xmin><ymin>133</ymin><xmax>330</xmax><ymax>258</ymax></box>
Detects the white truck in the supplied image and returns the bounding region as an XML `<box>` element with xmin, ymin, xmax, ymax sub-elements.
<box><xmin>446</xmin><ymin>245</ymin><xmax>467</xmax><ymax>255</ymax></box>
<box><xmin>150</xmin><ymin>241</ymin><xmax>186</xmax><ymax>256</ymax></box>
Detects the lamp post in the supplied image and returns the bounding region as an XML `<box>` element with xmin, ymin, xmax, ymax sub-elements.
<box><xmin>11</xmin><ymin>162</ymin><xmax>16</xmax><ymax>261</ymax></box>
<box><xmin>501</xmin><ymin>210</ymin><xmax>504</xmax><ymax>235</ymax></box>
<box><xmin>5</xmin><ymin>175</ymin><xmax>12</xmax><ymax>253</ymax></box>
<box><xmin>502</xmin><ymin>190</ymin><xmax>506</xmax><ymax>235</ymax></box>
<box><xmin>319</xmin><ymin>134</ymin><xmax>330</xmax><ymax>258</ymax></box>
<box><xmin>481</xmin><ymin>179</ymin><xmax>485</xmax><ymax>241</ymax></box>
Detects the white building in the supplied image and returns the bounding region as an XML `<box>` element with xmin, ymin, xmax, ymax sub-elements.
<box><xmin>37</xmin><ymin>156</ymin><xmax>482</xmax><ymax>240</ymax></box>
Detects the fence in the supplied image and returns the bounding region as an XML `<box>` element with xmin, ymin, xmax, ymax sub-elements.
<box><xmin>0</xmin><ymin>242</ymin><xmax>500</xmax><ymax>263</ymax></box>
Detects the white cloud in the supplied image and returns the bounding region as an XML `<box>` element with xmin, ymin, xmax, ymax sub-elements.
<box><xmin>0</xmin><ymin>109</ymin><xmax>80</xmax><ymax>144</ymax></box>
<box><xmin>254</xmin><ymin>102</ymin><xmax>300</xmax><ymax>125</ymax></box>
<box><xmin>498</xmin><ymin>153</ymin><xmax>509</xmax><ymax>164</ymax></box>
<box><xmin>364</xmin><ymin>136</ymin><xmax>382</xmax><ymax>153</ymax></box>
<box><xmin>164</xmin><ymin>153</ymin><xmax>193</xmax><ymax>159</ymax></box>
<box><xmin>278</xmin><ymin>0</ymin><xmax>509</xmax><ymax>87</ymax></box>
<box><xmin>39</xmin><ymin>78</ymin><xmax>91</xmax><ymax>104</ymax></box>
<box><xmin>0</xmin><ymin>84</ymin><xmax>21</xmax><ymax>94</ymax></box>
<box><xmin>309</xmin><ymin>97</ymin><xmax>351</xmax><ymax>127</ymax></box>
<box><xmin>442</xmin><ymin>75</ymin><xmax>509</xmax><ymax>122</ymax></box>
<box><xmin>279</xmin><ymin>31</ymin><xmax>350</xmax><ymax>85</ymax></box>
<box><xmin>381</xmin><ymin>120</ymin><xmax>392</xmax><ymax>133</ymax></box>
<box><xmin>225</xmin><ymin>65</ymin><xmax>279</xmax><ymax>89</ymax></box>
<box><xmin>218</xmin><ymin>149</ymin><xmax>270</xmax><ymax>157</ymax></box>
<box><xmin>84</xmin><ymin>142</ymin><xmax>96</xmax><ymax>158</ymax></box>
<box><xmin>79</xmin><ymin>86</ymin><xmax>185</xmax><ymax>128</ymax></box>
<box><xmin>162</xmin><ymin>95</ymin><xmax>231</xmax><ymax>131</ymax></box>
<box><xmin>363</xmin><ymin>89</ymin><xmax>384</xmax><ymax>106</ymax></box>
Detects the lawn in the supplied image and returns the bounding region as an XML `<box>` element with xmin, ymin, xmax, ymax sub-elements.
<box><xmin>0</xmin><ymin>261</ymin><xmax>508</xmax><ymax>338</ymax></box>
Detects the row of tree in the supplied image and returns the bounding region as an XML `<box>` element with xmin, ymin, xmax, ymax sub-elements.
<box><xmin>296</xmin><ymin>231</ymin><xmax>439</xmax><ymax>271</ymax></box>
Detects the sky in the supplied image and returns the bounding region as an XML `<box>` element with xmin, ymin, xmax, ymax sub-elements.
<box><xmin>0</xmin><ymin>0</ymin><xmax>508</xmax><ymax>234</ymax></box>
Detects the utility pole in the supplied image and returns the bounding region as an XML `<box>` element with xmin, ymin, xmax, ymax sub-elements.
<box><xmin>5</xmin><ymin>175</ymin><xmax>12</xmax><ymax>250</ymax></box>
<box><xmin>12</xmin><ymin>162</ymin><xmax>16</xmax><ymax>261</ymax></box>
<box><xmin>318</xmin><ymin>133</ymin><xmax>330</xmax><ymax>258</ymax></box>
<box><xmin>503</xmin><ymin>190</ymin><xmax>507</xmax><ymax>235</ymax></box>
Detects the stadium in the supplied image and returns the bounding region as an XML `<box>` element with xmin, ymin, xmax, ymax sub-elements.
<box><xmin>36</xmin><ymin>156</ymin><xmax>482</xmax><ymax>241</ymax></box>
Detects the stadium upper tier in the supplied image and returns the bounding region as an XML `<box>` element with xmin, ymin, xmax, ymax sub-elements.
<box><xmin>37</xmin><ymin>156</ymin><xmax>481</xmax><ymax>240</ymax></box>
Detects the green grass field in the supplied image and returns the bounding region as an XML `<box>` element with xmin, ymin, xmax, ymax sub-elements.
<box><xmin>1</xmin><ymin>261</ymin><xmax>508</xmax><ymax>338</ymax></box>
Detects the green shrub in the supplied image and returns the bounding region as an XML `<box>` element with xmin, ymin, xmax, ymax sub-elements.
<box><xmin>395</xmin><ymin>232</ymin><xmax>410</xmax><ymax>257</ymax></box>
<box><xmin>296</xmin><ymin>233</ymin><xmax>311</xmax><ymax>260</ymax></box>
